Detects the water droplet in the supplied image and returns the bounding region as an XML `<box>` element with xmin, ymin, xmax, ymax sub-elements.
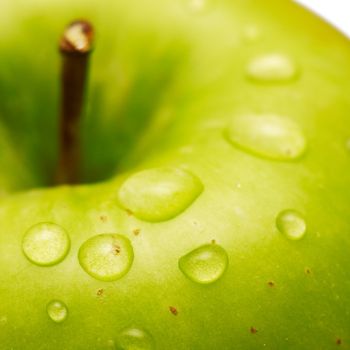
<box><xmin>78</xmin><ymin>234</ymin><xmax>134</xmax><ymax>282</ymax></box>
<box><xmin>118</xmin><ymin>167</ymin><xmax>203</xmax><ymax>222</ymax></box>
<box><xmin>246</xmin><ymin>53</ymin><xmax>298</xmax><ymax>82</ymax></box>
<box><xmin>47</xmin><ymin>300</ymin><xmax>68</xmax><ymax>323</ymax></box>
<box><xmin>226</xmin><ymin>114</ymin><xmax>306</xmax><ymax>160</ymax></box>
<box><xmin>22</xmin><ymin>223</ymin><xmax>70</xmax><ymax>266</ymax></box>
<box><xmin>115</xmin><ymin>327</ymin><xmax>155</xmax><ymax>350</ymax></box>
<box><xmin>179</xmin><ymin>244</ymin><xmax>228</xmax><ymax>284</ymax></box>
<box><xmin>276</xmin><ymin>209</ymin><xmax>306</xmax><ymax>240</ymax></box>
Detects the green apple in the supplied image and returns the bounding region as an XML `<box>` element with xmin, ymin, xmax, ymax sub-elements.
<box><xmin>1</xmin><ymin>0</ymin><xmax>350</xmax><ymax>349</ymax></box>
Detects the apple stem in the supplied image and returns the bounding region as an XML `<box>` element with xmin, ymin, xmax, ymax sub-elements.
<box><xmin>56</xmin><ymin>20</ymin><xmax>94</xmax><ymax>184</ymax></box>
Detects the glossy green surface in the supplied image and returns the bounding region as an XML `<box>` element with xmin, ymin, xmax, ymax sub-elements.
<box><xmin>0</xmin><ymin>0</ymin><xmax>350</xmax><ymax>349</ymax></box>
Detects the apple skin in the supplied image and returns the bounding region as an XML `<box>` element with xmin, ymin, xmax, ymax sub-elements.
<box><xmin>1</xmin><ymin>0</ymin><xmax>350</xmax><ymax>349</ymax></box>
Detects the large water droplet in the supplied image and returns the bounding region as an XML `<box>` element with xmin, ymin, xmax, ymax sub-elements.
<box><xmin>22</xmin><ymin>223</ymin><xmax>70</xmax><ymax>266</ymax></box>
<box><xmin>226</xmin><ymin>114</ymin><xmax>306</xmax><ymax>160</ymax></box>
<box><xmin>118</xmin><ymin>167</ymin><xmax>203</xmax><ymax>222</ymax></box>
<box><xmin>78</xmin><ymin>234</ymin><xmax>134</xmax><ymax>282</ymax></box>
<box><xmin>179</xmin><ymin>243</ymin><xmax>229</xmax><ymax>284</ymax></box>
<box><xmin>276</xmin><ymin>209</ymin><xmax>306</xmax><ymax>240</ymax></box>
<box><xmin>115</xmin><ymin>327</ymin><xmax>155</xmax><ymax>350</ymax></box>
<box><xmin>47</xmin><ymin>300</ymin><xmax>68</xmax><ymax>323</ymax></box>
<box><xmin>246</xmin><ymin>53</ymin><xmax>298</xmax><ymax>82</ymax></box>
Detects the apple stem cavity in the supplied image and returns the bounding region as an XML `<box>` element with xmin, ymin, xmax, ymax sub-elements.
<box><xmin>56</xmin><ymin>20</ymin><xmax>94</xmax><ymax>184</ymax></box>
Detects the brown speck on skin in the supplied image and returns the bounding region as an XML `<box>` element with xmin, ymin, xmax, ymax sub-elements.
<box><xmin>133</xmin><ymin>229</ymin><xmax>141</xmax><ymax>236</ymax></box>
<box><xmin>113</xmin><ymin>244</ymin><xmax>121</xmax><ymax>255</ymax></box>
<box><xmin>336</xmin><ymin>338</ymin><xmax>342</xmax><ymax>345</ymax></box>
<box><xmin>97</xmin><ymin>289</ymin><xmax>104</xmax><ymax>296</ymax></box>
<box><xmin>250</xmin><ymin>327</ymin><xmax>257</xmax><ymax>334</ymax></box>
<box><xmin>267</xmin><ymin>281</ymin><xmax>275</xmax><ymax>287</ymax></box>
<box><xmin>211</xmin><ymin>239</ymin><xmax>216</xmax><ymax>244</ymax></box>
<box><xmin>169</xmin><ymin>306</ymin><xmax>178</xmax><ymax>316</ymax></box>
<box><xmin>305</xmin><ymin>267</ymin><xmax>311</xmax><ymax>275</ymax></box>
<box><xmin>126</xmin><ymin>209</ymin><xmax>133</xmax><ymax>216</ymax></box>
<box><xmin>100</xmin><ymin>215</ymin><xmax>107</xmax><ymax>222</ymax></box>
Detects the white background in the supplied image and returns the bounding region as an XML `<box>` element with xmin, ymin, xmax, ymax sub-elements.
<box><xmin>296</xmin><ymin>0</ymin><xmax>350</xmax><ymax>37</ymax></box>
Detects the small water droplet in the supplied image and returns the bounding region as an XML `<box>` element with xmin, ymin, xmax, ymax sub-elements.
<box><xmin>115</xmin><ymin>327</ymin><xmax>155</xmax><ymax>350</ymax></box>
<box><xmin>22</xmin><ymin>223</ymin><xmax>70</xmax><ymax>266</ymax></box>
<box><xmin>47</xmin><ymin>300</ymin><xmax>68</xmax><ymax>323</ymax></box>
<box><xmin>78</xmin><ymin>234</ymin><xmax>134</xmax><ymax>282</ymax></box>
<box><xmin>118</xmin><ymin>167</ymin><xmax>203</xmax><ymax>222</ymax></box>
<box><xmin>179</xmin><ymin>244</ymin><xmax>228</xmax><ymax>284</ymax></box>
<box><xmin>226</xmin><ymin>114</ymin><xmax>307</xmax><ymax>160</ymax></box>
<box><xmin>246</xmin><ymin>53</ymin><xmax>298</xmax><ymax>82</ymax></box>
<box><xmin>276</xmin><ymin>209</ymin><xmax>306</xmax><ymax>240</ymax></box>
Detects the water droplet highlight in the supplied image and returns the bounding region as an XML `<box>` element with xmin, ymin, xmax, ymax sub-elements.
<box><xmin>246</xmin><ymin>53</ymin><xmax>298</xmax><ymax>82</ymax></box>
<box><xmin>22</xmin><ymin>222</ymin><xmax>70</xmax><ymax>266</ymax></box>
<box><xmin>179</xmin><ymin>244</ymin><xmax>228</xmax><ymax>284</ymax></box>
<box><xmin>78</xmin><ymin>234</ymin><xmax>134</xmax><ymax>282</ymax></box>
<box><xmin>47</xmin><ymin>300</ymin><xmax>68</xmax><ymax>323</ymax></box>
<box><xmin>115</xmin><ymin>327</ymin><xmax>155</xmax><ymax>350</ymax></box>
<box><xmin>118</xmin><ymin>167</ymin><xmax>203</xmax><ymax>222</ymax></box>
<box><xmin>276</xmin><ymin>209</ymin><xmax>306</xmax><ymax>240</ymax></box>
<box><xmin>226</xmin><ymin>114</ymin><xmax>306</xmax><ymax>160</ymax></box>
